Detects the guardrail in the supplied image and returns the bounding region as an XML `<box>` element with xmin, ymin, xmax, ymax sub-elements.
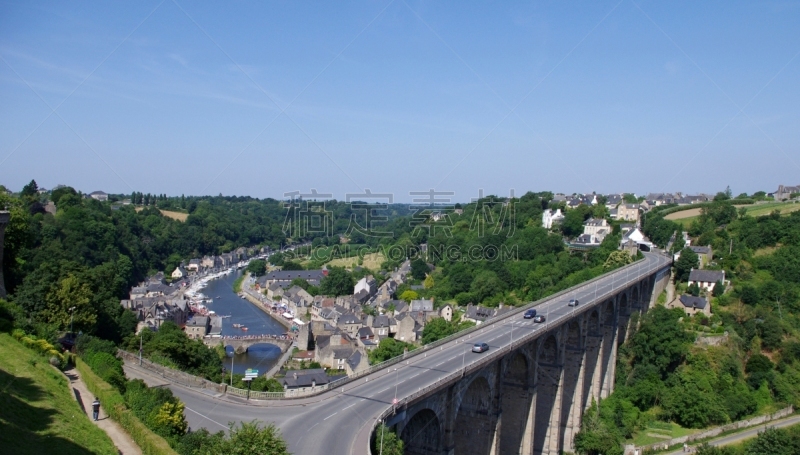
<box><xmin>229</xmin><ymin>253</ymin><xmax>671</xmax><ymax>402</ymax></box>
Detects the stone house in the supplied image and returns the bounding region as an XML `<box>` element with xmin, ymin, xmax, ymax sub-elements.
<box><xmin>185</xmin><ymin>316</ymin><xmax>209</xmax><ymax>339</ymax></box>
<box><xmin>395</xmin><ymin>313</ymin><xmax>420</xmax><ymax>343</ymax></box>
<box><xmin>773</xmin><ymin>185</ymin><xmax>800</xmax><ymax>201</ymax></box>
<box><xmin>689</xmin><ymin>246</ymin><xmax>713</xmax><ymax>267</ymax></box>
<box><xmin>616</xmin><ymin>204</ymin><xmax>640</xmax><ymax>223</ymax></box>
<box><xmin>674</xmin><ymin>294</ymin><xmax>711</xmax><ymax>317</ymax></box>
<box><xmin>688</xmin><ymin>269</ymin><xmax>725</xmax><ymax>293</ymax></box>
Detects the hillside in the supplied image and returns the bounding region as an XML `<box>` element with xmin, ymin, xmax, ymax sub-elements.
<box><xmin>0</xmin><ymin>333</ymin><xmax>118</xmax><ymax>455</ymax></box>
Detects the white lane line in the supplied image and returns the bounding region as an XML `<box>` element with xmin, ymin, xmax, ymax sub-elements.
<box><xmin>342</xmin><ymin>403</ymin><xmax>356</xmax><ymax>411</ymax></box>
<box><xmin>324</xmin><ymin>411</ymin><xmax>339</xmax><ymax>420</ymax></box>
<box><xmin>409</xmin><ymin>373</ymin><xmax>419</xmax><ymax>379</ymax></box>
<box><xmin>184</xmin><ymin>405</ymin><xmax>228</xmax><ymax>430</ymax></box>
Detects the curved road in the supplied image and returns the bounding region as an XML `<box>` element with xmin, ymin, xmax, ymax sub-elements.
<box><xmin>126</xmin><ymin>252</ymin><xmax>672</xmax><ymax>455</ymax></box>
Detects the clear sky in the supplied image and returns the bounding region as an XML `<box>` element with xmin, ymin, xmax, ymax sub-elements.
<box><xmin>1</xmin><ymin>1</ymin><xmax>798</xmax><ymax>202</ymax></box>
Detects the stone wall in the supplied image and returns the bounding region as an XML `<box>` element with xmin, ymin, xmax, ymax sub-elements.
<box><xmin>635</xmin><ymin>406</ymin><xmax>795</xmax><ymax>453</ymax></box>
<box><xmin>119</xmin><ymin>350</ymin><xmax>227</xmax><ymax>393</ymax></box>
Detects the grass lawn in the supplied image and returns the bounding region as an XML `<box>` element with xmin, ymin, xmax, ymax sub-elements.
<box><xmin>744</xmin><ymin>201</ymin><xmax>800</xmax><ymax>217</ymax></box>
<box><xmin>630</xmin><ymin>421</ymin><xmax>700</xmax><ymax>446</ymax></box>
<box><xmin>0</xmin><ymin>333</ymin><xmax>118</xmax><ymax>455</ymax></box>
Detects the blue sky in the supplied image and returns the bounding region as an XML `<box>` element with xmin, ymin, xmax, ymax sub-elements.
<box><xmin>1</xmin><ymin>1</ymin><xmax>798</xmax><ymax>202</ymax></box>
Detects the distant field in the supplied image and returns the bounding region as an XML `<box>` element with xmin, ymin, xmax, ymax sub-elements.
<box><xmin>0</xmin><ymin>333</ymin><xmax>118</xmax><ymax>455</ymax></box>
<box><xmin>327</xmin><ymin>252</ymin><xmax>386</xmax><ymax>270</ymax></box>
<box><xmin>664</xmin><ymin>201</ymin><xmax>800</xmax><ymax>225</ymax></box>
<box><xmin>134</xmin><ymin>207</ymin><xmax>189</xmax><ymax>221</ymax></box>
<box><xmin>745</xmin><ymin>201</ymin><xmax>800</xmax><ymax>217</ymax></box>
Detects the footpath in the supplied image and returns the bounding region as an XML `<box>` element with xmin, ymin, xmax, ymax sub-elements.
<box><xmin>63</xmin><ymin>367</ymin><xmax>142</xmax><ymax>455</ymax></box>
<box><xmin>662</xmin><ymin>414</ymin><xmax>800</xmax><ymax>454</ymax></box>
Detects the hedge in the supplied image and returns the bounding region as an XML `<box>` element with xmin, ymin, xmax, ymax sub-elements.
<box><xmin>11</xmin><ymin>329</ymin><xmax>65</xmax><ymax>366</ymax></box>
<box><xmin>75</xmin><ymin>357</ymin><xmax>178</xmax><ymax>455</ymax></box>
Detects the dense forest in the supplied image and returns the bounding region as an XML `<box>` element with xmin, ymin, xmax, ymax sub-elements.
<box><xmin>576</xmin><ymin>199</ymin><xmax>800</xmax><ymax>455</ymax></box>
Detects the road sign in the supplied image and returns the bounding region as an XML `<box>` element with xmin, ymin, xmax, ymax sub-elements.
<box><xmin>244</xmin><ymin>369</ymin><xmax>258</xmax><ymax>379</ymax></box>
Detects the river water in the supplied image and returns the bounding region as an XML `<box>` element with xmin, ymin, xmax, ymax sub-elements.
<box><xmin>201</xmin><ymin>269</ymin><xmax>287</xmax><ymax>376</ymax></box>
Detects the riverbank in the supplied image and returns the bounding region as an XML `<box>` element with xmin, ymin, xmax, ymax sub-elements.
<box><xmin>241</xmin><ymin>289</ymin><xmax>292</xmax><ymax>329</ymax></box>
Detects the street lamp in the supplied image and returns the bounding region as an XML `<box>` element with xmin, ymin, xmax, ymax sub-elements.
<box><xmin>69</xmin><ymin>306</ymin><xmax>76</xmax><ymax>335</ymax></box>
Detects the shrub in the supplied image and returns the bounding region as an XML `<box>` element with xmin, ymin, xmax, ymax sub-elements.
<box><xmin>76</xmin><ymin>358</ymin><xmax>177</xmax><ymax>455</ymax></box>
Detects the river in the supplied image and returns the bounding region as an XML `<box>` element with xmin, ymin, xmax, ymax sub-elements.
<box><xmin>201</xmin><ymin>269</ymin><xmax>288</xmax><ymax>376</ymax></box>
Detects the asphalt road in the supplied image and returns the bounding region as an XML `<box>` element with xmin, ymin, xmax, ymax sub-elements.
<box><xmin>127</xmin><ymin>252</ymin><xmax>672</xmax><ymax>455</ymax></box>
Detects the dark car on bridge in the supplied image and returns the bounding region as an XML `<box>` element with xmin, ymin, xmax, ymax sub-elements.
<box><xmin>472</xmin><ymin>342</ymin><xmax>489</xmax><ymax>353</ymax></box>
<box><xmin>523</xmin><ymin>309</ymin><xmax>537</xmax><ymax>319</ymax></box>
<box><xmin>532</xmin><ymin>315</ymin><xmax>545</xmax><ymax>323</ymax></box>
<box><xmin>568</xmin><ymin>298</ymin><xmax>579</xmax><ymax>307</ymax></box>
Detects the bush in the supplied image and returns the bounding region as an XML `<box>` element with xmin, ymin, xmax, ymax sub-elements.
<box><xmin>85</xmin><ymin>351</ymin><xmax>127</xmax><ymax>392</ymax></box>
<box><xmin>76</xmin><ymin>358</ymin><xmax>178</xmax><ymax>455</ymax></box>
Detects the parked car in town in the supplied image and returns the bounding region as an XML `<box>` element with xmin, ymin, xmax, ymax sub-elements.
<box><xmin>532</xmin><ymin>315</ymin><xmax>546</xmax><ymax>323</ymax></box>
<box><xmin>472</xmin><ymin>342</ymin><xmax>490</xmax><ymax>353</ymax></box>
<box><xmin>523</xmin><ymin>309</ymin><xmax>537</xmax><ymax>319</ymax></box>
<box><xmin>568</xmin><ymin>298</ymin><xmax>580</xmax><ymax>307</ymax></box>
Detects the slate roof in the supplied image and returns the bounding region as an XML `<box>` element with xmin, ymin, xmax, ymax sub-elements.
<box><xmin>679</xmin><ymin>295</ymin><xmax>708</xmax><ymax>310</ymax></box>
<box><xmin>690</xmin><ymin>246</ymin><xmax>711</xmax><ymax>255</ymax></box>
<box><xmin>372</xmin><ymin>315</ymin><xmax>390</xmax><ymax>328</ymax></box>
<box><xmin>265</xmin><ymin>270</ymin><xmax>325</xmax><ymax>283</ymax></box>
<box><xmin>688</xmin><ymin>269</ymin><xmax>725</xmax><ymax>283</ymax></box>
<box><xmin>279</xmin><ymin>369</ymin><xmax>331</xmax><ymax>388</ymax></box>
<box><xmin>338</xmin><ymin>313</ymin><xmax>360</xmax><ymax>325</ymax></box>
<box><xmin>464</xmin><ymin>304</ymin><xmax>495</xmax><ymax>322</ymax></box>
<box><xmin>346</xmin><ymin>350</ymin><xmax>364</xmax><ymax>371</ymax></box>
<box><xmin>410</xmin><ymin>299</ymin><xmax>434</xmax><ymax>312</ymax></box>
<box><xmin>357</xmin><ymin>327</ymin><xmax>374</xmax><ymax>338</ymax></box>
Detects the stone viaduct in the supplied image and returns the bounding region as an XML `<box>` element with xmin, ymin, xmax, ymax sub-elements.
<box><xmin>386</xmin><ymin>267</ymin><xmax>670</xmax><ymax>455</ymax></box>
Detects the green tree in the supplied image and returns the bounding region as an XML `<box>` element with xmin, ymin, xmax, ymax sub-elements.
<box><xmin>281</xmin><ymin>260</ymin><xmax>304</xmax><ymax>271</ymax></box>
<box><xmin>421</xmin><ymin>317</ymin><xmax>474</xmax><ymax>344</ymax></box>
<box><xmin>746</xmin><ymin>427</ymin><xmax>794</xmax><ymax>455</ymax></box>
<box><xmin>399</xmin><ymin>290</ymin><xmax>418</xmax><ymax>302</ymax></box>
<box><xmin>43</xmin><ymin>274</ymin><xmax>97</xmax><ymax>332</ymax></box>
<box><xmin>603</xmin><ymin>250</ymin><xmax>632</xmax><ymax>271</ymax></box>
<box><xmin>21</xmin><ymin>179</ymin><xmax>39</xmax><ymax>198</ymax></box>
<box><xmin>246</xmin><ymin>259</ymin><xmax>267</xmax><ymax>277</ymax></box>
<box><xmin>675</xmin><ymin>247</ymin><xmax>699</xmax><ymax>282</ymax></box>
<box><xmin>368</xmin><ymin>338</ymin><xmax>414</xmax><ymax>364</ymax></box>
<box><xmin>153</xmin><ymin>400</ymin><xmax>188</xmax><ymax>436</ymax></box>
<box><xmin>319</xmin><ymin>267</ymin><xmax>354</xmax><ymax>296</ymax></box>
<box><xmin>372</xmin><ymin>424</ymin><xmax>404</xmax><ymax>455</ymax></box>
<box><xmin>198</xmin><ymin>421</ymin><xmax>289</xmax><ymax>455</ymax></box>
<box><xmin>410</xmin><ymin>258</ymin><xmax>428</xmax><ymax>280</ymax></box>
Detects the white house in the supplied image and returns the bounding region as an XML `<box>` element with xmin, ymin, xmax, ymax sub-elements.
<box><xmin>688</xmin><ymin>269</ymin><xmax>725</xmax><ymax>293</ymax></box>
<box><xmin>89</xmin><ymin>191</ymin><xmax>108</xmax><ymax>201</ymax></box>
<box><xmin>171</xmin><ymin>266</ymin><xmax>187</xmax><ymax>280</ymax></box>
<box><xmin>542</xmin><ymin>209</ymin><xmax>565</xmax><ymax>229</ymax></box>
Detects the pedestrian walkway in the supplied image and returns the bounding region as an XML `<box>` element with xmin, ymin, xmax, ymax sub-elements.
<box><xmin>63</xmin><ymin>367</ymin><xmax>142</xmax><ymax>455</ymax></box>
<box><xmin>663</xmin><ymin>414</ymin><xmax>800</xmax><ymax>454</ymax></box>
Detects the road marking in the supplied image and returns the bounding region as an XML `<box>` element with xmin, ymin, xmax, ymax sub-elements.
<box><xmin>184</xmin><ymin>405</ymin><xmax>228</xmax><ymax>430</ymax></box>
<box><xmin>342</xmin><ymin>403</ymin><xmax>356</xmax><ymax>411</ymax></box>
<box><xmin>323</xmin><ymin>412</ymin><xmax>338</xmax><ymax>420</ymax></box>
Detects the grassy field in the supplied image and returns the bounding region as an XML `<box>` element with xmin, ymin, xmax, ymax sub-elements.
<box><xmin>630</xmin><ymin>421</ymin><xmax>699</xmax><ymax>446</ymax></box>
<box><xmin>326</xmin><ymin>251</ymin><xmax>386</xmax><ymax>270</ymax></box>
<box><xmin>665</xmin><ymin>201</ymin><xmax>800</xmax><ymax>227</ymax></box>
<box><xmin>744</xmin><ymin>201</ymin><xmax>800</xmax><ymax>217</ymax></box>
<box><xmin>134</xmin><ymin>207</ymin><xmax>189</xmax><ymax>221</ymax></box>
<box><xmin>0</xmin><ymin>333</ymin><xmax>118</xmax><ymax>455</ymax></box>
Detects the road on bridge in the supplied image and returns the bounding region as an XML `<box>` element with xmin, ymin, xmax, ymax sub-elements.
<box><xmin>129</xmin><ymin>252</ymin><xmax>672</xmax><ymax>455</ymax></box>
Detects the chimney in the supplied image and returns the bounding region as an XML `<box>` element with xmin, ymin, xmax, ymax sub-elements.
<box><xmin>293</xmin><ymin>372</ymin><xmax>297</xmax><ymax>379</ymax></box>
